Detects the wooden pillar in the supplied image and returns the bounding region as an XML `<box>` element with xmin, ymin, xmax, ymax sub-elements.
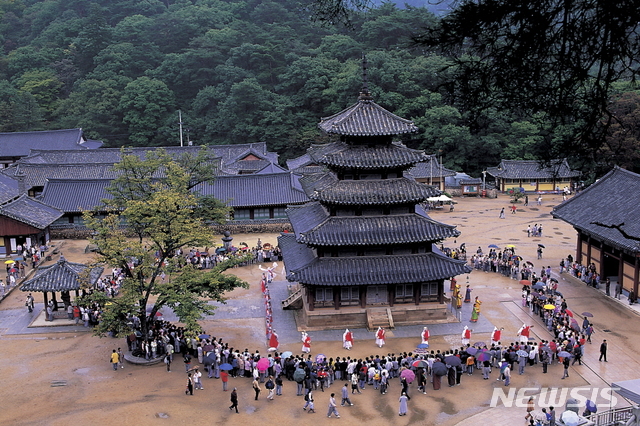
<box><xmin>388</xmin><ymin>285</ymin><xmax>395</xmax><ymax>307</ymax></box>
<box><xmin>586</xmin><ymin>235</ymin><xmax>592</xmax><ymax>265</ymax></box>
<box><xmin>359</xmin><ymin>286</ymin><xmax>366</xmax><ymax>309</ymax></box>
<box><xmin>599</xmin><ymin>244</ymin><xmax>605</xmax><ymax>277</ymax></box>
<box><xmin>414</xmin><ymin>284</ymin><xmax>420</xmax><ymax>306</ymax></box>
<box><xmin>43</xmin><ymin>291</ymin><xmax>48</xmax><ymax>307</ymax></box>
<box><xmin>618</xmin><ymin>253</ymin><xmax>624</xmax><ymax>288</ymax></box>
<box><xmin>51</xmin><ymin>291</ymin><xmax>58</xmax><ymax>310</ymax></box>
<box><xmin>576</xmin><ymin>230</ymin><xmax>582</xmax><ymax>264</ymax></box>
<box><xmin>634</xmin><ymin>257</ymin><xmax>639</xmax><ymax>298</ymax></box>
<box><xmin>307</xmin><ymin>287</ymin><xmax>314</xmax><ymax>311</ymax></box>
<box><xmin>438</xmin><ymin>279</ymin><xmax>444</xmax><ymax>304</ymax></box>
<box><xmin>333</xmin><ymin>287</ymin><xmax>340</xmax><ymax>310</ymax></box>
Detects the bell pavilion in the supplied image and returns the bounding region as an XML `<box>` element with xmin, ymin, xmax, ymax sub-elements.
<box><xmin>279</xmin><ymin>85</ymin><xmax>470</xmax><ymax>330</ymax></box>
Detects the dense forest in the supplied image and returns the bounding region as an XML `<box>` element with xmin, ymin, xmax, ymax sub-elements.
<box><xmin>0</xmin><ymin>0</ymin><xmax>639</xmax><ymax>177</ymax></box>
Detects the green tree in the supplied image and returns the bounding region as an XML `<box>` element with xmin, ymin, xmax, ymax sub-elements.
<box><xmin>14</xmin><ymin>69</ymin><xmax>63</xmax><ymax>113</ymax></box>
<box><xmin>0</xmin><ymin>79</ymin><xmax>44</xmax><ymax>131</ymax></box>
<box><xmin>118</xmin><ymin>76</ymin><xmax>176</xmax><ymax>145</ymax></box>
<box><xmin>82</xmin><ymin>151</ymin><xmax>246</xmax><ymax>337</ymax></box>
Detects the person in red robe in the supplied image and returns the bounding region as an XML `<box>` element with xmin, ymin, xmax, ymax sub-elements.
<box><xmin>268</xmin><ymin>330</ymin><xmax>279</xmax><ymax>352</ymax></box>
<box><xmin>517</xmin><ymin>324</ymin><xmax>532</xmax><ymax>343</ymax></box>
<box><xmin>421</xmin><ymin>327</ymin><xmax>430</xmax><ymax>346</ymax></box>
<box><xmin>461</xmin><ymin>326</ymin><xmax>471</xmax><ymax>345</ymax></box>
<box><xmin>343</xmin><ymin>329</ymin><xmax>353</xmax><ymax>350</ymax></box>
<box><xmin>375</xmin><ymin>327</ymin><xmax>386</xmax><ymax>348</ymax></box>
<box><xmin>301</xmin><ymin>331</ymin><xmax>311</xmax><ymax>353</ymax></box>
<box><xmin>491</xmin><ymin>327</ymin><xmax>502</xmax><ymax>345</ymax></box>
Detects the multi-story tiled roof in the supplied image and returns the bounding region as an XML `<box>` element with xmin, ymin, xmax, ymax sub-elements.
<box><xmin>0</xmin><ymin>129</ymin><xmax>101</xmax><ymax>158</ymax></box>
<box><xmin>552</xmin><ymin>166</ymin><xmax>640</xmax><ymax>254</ymax></box>
<box><xmin>279</xmin><ymin>233</ymin><xmax>470</xmax><ymax>286</ymax></box>
<box><xmin>487</xmin><ymin>159</ymin><xmax>580</xmax><ymax>179</ymax></box>
<box><xmin>307</xmin><ymin>141</ymin><xmax>428</xmax><ymax>170</ymax></box>
<box><xmin>0</xmin><ymin>194</ymin><xmax>62</xmax><ymax>229</ymax></box>
<box><xmin>300</xmin><ymin>173</ymin><xmax>439</xmax><ymax>205</ymax></box>
<box><xmin>287</xmin><ymin>202</ymin><xmax>460</xmax><ymax>246</ymax></box>
<box><xmin>318</xmin><ymin>96</ymin><xmax>418</xmax><ymax>137</ymax></box>
<box><xmin>21</xmin><ymin>259</ymin><xmax>103</xmax><ymax>292</ymax></box>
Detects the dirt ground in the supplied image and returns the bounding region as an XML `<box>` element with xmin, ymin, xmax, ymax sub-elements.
<box><xmin>0</xmin><ymin>194</ymin><xmax>638</xmax><ymax>426</ymax></box>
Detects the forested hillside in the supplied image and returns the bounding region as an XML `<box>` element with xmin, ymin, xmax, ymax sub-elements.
<box><xmin>0</xmin><ymin>0</ymin><xmax>638</xmax><ymax>176</ymax></box>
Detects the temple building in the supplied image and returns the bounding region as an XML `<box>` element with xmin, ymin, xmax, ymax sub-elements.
<box><xmin>279</xmin><ymin>85</ymin><xmax>470</xmax><ymax>330</ymax></box>
<box><xmin>552</xmin><ymin>166</ymin><xmax>640</xmax><ymax>299</ymax></box>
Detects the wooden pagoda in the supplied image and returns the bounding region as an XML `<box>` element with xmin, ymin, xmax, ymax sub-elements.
<box><xmin>279</xmin><ymin>85</ymin><xmax>470</xmax><ymax>330</ymax></box>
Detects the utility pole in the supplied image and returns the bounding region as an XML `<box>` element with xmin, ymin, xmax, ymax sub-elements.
<box><xmin>178</xmin><ymin>110</ymin><xmax>184</xmax><ymax>147</ymax></box>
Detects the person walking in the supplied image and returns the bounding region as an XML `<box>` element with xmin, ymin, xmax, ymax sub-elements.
<box><xmin>303</xmin><ymin>390</ymin><xmax>314</xmax><ymax>411</ymax></box>
<box><xmin>253</xmin><ymin>377</ymin><xmax>261</xmax><ymax>400</ymax></box>
<box><xmin>164</xmin><ymin>353</ymin><xmax>172</xmax><ymax>372</ymax></box>
<box><xmin>117</xmin><ymin>348</ymin><xmax>124</xmax><ymax>369</ymax></box>
<box><xmin>341</xmin><ymin>383</ymin><xmax>353</xmax><ymax>406</ymax></box>
<box><xmin>266</xmin><ymin>376</ymin><xmax>275</xmax><ymax>400</ymax></box>
<box><xmin>229</xmin><ymin>388</ymin><xmax>239</xmax><ymax>413</ymax></box>
<box><xmin>599</xmin><ymin>340</ymin><xmax>608</xmax><ymax>362</ymax></box>
<box><xmin>399</xmin><ymin>392</ymin><xmax>409</xmax><ymax>416</ymax></box>
<box><xmin>110</xmin><ymin>349</ymin><xmax>119</xmax><ymax>371</ymax></box>
<box><xmin>561</xmin><ymin>356</ymin><xmax>570</xmax><ymax>379</ymax></box>
<box><xmin>525</xmin><ymin>396</ymin><xmax>534</xmax><ymax>421</ymax></box>
<box><xmin>275</xmin><ymin>374</ymin><xmax>283</xmax><ymax>395</ymax></box>
<box><xmin>503</xmin><ymin>364</ymin><xmax>511</xmax><ymax>386</ymax></box>
<box><xmin>615</xmin><ymin>282</ymin><xmax>622</xmax><ymax>299</ymax></box>
<box><xmin>499</xmin><ymin>208</ymin><xmax>505</xmax><ymax>219</ymax></box>
<box><xmin>327</xmin><ymin>393</ymin><xmax>340</xmax><ymax>418</ymax></box>
<box><xmin>25</xmin><ymin>293</ymin><xmax>34</xmax><ymax>313</ymax></box>
<box><xmin>185</xmin><ymin>373</ymin><xmax>193</xmax><ymax>395</ymax></box>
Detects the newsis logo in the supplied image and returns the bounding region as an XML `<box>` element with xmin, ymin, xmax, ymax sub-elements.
<box><xmin>490</xmin><ymin>387</ymin><xmax>619</xmax><ymax>409</ymax></box>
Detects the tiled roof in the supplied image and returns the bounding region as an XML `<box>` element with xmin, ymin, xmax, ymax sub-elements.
<box><xmin>40</xmin><ymin>179</ymin><xmax>113</xmax><ymax>212</ymax></box>
<box><xmin>194</xmin><ymin>172</ymin><xmax>308</xmax><ymax>208</ymax></box>
<box><xmin>0</xmin><ymin>129</ymin><xmax>96</xmax><ymax>158</ymax></box>
<box><xmin>288</xmin><ymin>202</ymin><xmax>460</xmax><ymax>246</ymax></box>
<box><xmin>279</xmin><ymin>233</ymin><xmax>470</xmax><ymax>286</ymax></box>
<box><xmin>0</xmin><ymin>194</ymin><xmax>63</xmax><ymax>229</ymax></box>
<box><xmin>486</xmin><ymin>159</ymin><xmax>580</xmax><ymax>179</ymax></box>
<box><xmin>552</xmin><ymin>166</ymin><xmax>640</xmax><ymax>253</ymax></box>
<box><xmin>22</xmin><ymin>146</ymin><xmax>206</xmax><ymax>164</ymax></box>
<box><xmin>2</xmin><ymin>163</ymin><xmax>119</xmax><ymax>189</ymax></box>
<box><xmin>318</xmin><ymin>98</ymin><xmax>418</xmax><ymax>136</ymax></box>
<box><xmin>0</xmin><ymin>173</ymin><xmax>19</xmax><ymax>204</ymax></box>
<box><xmin>406</xmin><ymin>155</ymin><xmax>457</xmax><ymax>179</ymax></box>
<box><xmin>307</xmin><ymin>141</ymin><xmax>428</xmax><ymax>170</ymax></box>
<box><xmin>21</xmin><ymin>259</ymin><xmax>103</xmax><ymax>292</ymax></box>
<box><xmin>255</xmin><ymin>163</ymin><xmax>287</xmax><ymax>174</ymax></box>
<box><xmin>301</xmin><ymin>173</ymin><xmax>440</xmax><ymax>205</ymax></box>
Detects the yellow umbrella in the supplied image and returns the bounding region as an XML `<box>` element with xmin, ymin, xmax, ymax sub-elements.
<box><xmin>4</xmin><ymin>260</ymin><xmax>15</xmax><ymax>264</ymax></box>
<box><xmin>506</xmin><ymin>244</ymin><xmax>516</xmax><ymax>248</ymax></box>
<box><xmin>544</xmin><ymin>304</ymin><xmax>556</xmax><ymax>310</ymax></box>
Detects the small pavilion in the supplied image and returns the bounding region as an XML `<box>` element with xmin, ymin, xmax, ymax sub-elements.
<box><xmin>21</xmin><ymin>258</ymin><xmax>103</xmax><ymax>312</ymax></box>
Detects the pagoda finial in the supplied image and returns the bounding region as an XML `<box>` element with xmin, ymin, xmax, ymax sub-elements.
<box><xmin>359</xmin><ymin>54</ymin><xmax>373</xmax><ymax>101</ymax></box>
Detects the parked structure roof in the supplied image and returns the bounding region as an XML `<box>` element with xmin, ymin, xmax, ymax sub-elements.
<box><xmin>307</xmin><ymin>141</ymin><xmax>428</xmax><ymax>170</ymax></box>
<box><xmin>552</xmin><ymin>166</ymin><xmax>640</xmax><ymax>254</ymax></box>
<box><xmin>40</xmin><ymin>179</ymin><xmax>113</xmax><ymax>213</ymax></box>
<box><xmin>406</xmin><ymin>155</ymin><xmax>457</xmax><ymax>179</ymax></box>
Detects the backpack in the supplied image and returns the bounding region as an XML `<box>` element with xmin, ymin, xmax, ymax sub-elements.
<box><xmin>266</xmin><ymin>380</ymin><xmax>274</xmax><ymax>390</ymax></box>
<box><xmin>304</xmin><ymin>393</ymin><xmax>309</xmax><ymax>401</ymax></box>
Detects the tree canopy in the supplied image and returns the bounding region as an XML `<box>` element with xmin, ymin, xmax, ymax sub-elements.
<box><xmin>82</xmin><ymin>150</ymin><xmax>247</xmax><ymax>337</ymax></box>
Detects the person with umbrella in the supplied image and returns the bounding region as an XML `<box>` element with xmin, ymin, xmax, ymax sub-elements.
<box><xmin>343</xmin><ymin>329</ymin><xmax>353</xmax><ymax>350</ymax></box>
<box><xmin>221</xmin><ymin>369</ymin><xmax>229</xmax><ymax>391</ymax></box>
<box><xmin>375</xmin><ymin>327</ymin><xmax>386</xmax><ymax>348</ymax></box>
